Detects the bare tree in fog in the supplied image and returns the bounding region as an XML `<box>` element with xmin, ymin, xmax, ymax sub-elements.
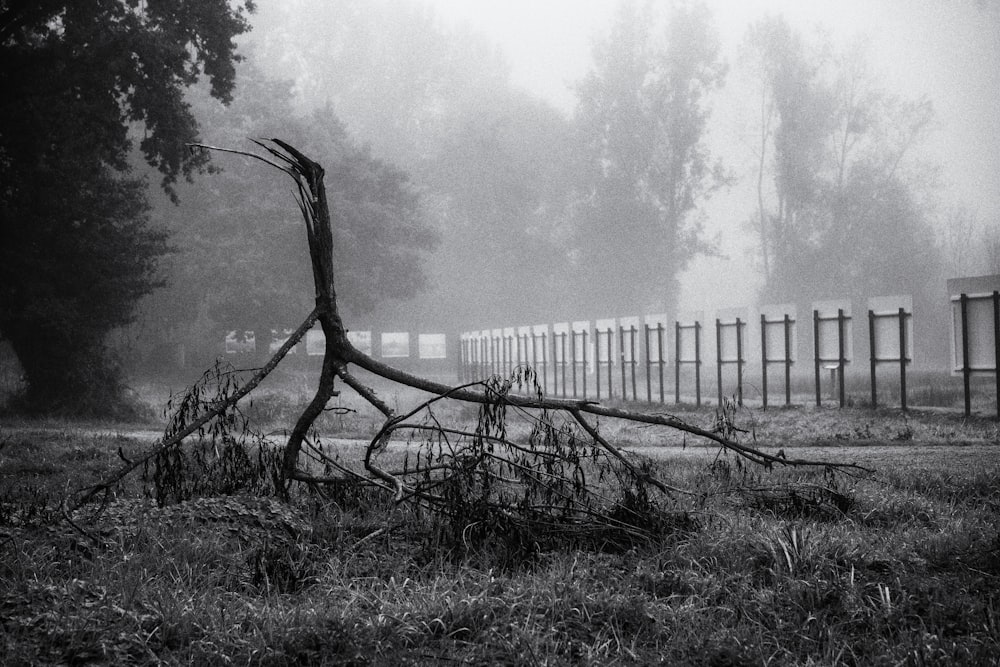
<box><xmin>139</xmin><ymin>60</ymin><xmax>438</xmax><ymax>369</ymax></box>
<box><xmin>743</xmin><ymin>16</ymin><xmax>834</xmax><ymax>289</ymax></box>
<box><xmin>245</xmin><ymin>0</ymin><xmax>577</xmax><ymax>329</ymax></box>
<box><xmin>744</xmin><ymin>16</ymin><xmax>942</xmax><ymax>309</ymax></box>
<box><xmin>572</xmin><ymin>0</ymin><xmax>729</xmax><ymax>317</ymax></box>
<box><xmin>984</xmin><ymin>226</ymin><xmax>1000</xmax><ymax>275</ymax></box>
<box><xmin>943</xmin><ymin>206</ymin><xmax>979</xmax><ymax>277</ymax></box>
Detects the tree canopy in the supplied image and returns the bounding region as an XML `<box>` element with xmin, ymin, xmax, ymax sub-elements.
<box><xmin>0</xmin><ymin>0</ymin><xmax>254</xmax><ymax>413</ymax></box>
<box><xmin>246</xmin><ymin>0</ymin><xmax>577</xmax><ymax>329</ymax></box>
<box><xmin>572</xmin><ymin>0</ymin><xmax>728</xmax><ymax>317</ymax></box>
<box><xmin>139</xmin><ymin>60</ymin><xmax>439</xmax><ymax>365</ymax></box>
<box><xmin>743</xmin><ymin>15</ymin><xmax>941</xmax><ymax>307</ymax></box>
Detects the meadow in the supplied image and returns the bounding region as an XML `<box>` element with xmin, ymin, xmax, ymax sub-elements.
<box><xmin>1</xmin><ymin>371</ymin><xmax>998</xmax><ymax>666</ymax></box>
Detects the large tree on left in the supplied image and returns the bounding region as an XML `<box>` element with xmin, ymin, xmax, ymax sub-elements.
<box><xmin>0</xmin><ymin>0</ymin><xmax>253</xmax><ymax>413</ymax></box>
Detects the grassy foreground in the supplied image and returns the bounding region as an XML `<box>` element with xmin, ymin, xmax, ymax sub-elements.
<box><xmin>1</xmin><ymin>405</ymin><xmax>998</xmax><ymax>666</ymax></box>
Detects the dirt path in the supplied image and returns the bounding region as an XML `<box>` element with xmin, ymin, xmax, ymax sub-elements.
<box><xmin>628</xmin><ymin>441</ymin><xmax>1000</xmax><ymax>473</ymax></box>
<box><xmin>6</xmin><ymin>422</ymin><xmax>998</xmax><ymax>475</ymax></box>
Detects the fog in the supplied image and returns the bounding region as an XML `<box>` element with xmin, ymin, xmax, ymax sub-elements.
<box><xmin>135</xmin><ymin>0</ymin><xmax>1000</xmax><ymax>370</ymax></box>
<box><xmin>422</xmin><ymin>0</ymin><xmax>1000</xmax><ymax>312</ymax></box>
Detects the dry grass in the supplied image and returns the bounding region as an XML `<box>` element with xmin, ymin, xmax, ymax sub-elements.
<box><xmin>2</xmin><ymin>392</ymin><xmax>999</xmax><ymax>665</ymax></box>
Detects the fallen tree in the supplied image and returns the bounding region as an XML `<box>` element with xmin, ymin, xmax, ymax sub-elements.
<box><xmin>69</xmin><ymin>140</ymin><xmax>867</xmax><ymax>548</ymax></box>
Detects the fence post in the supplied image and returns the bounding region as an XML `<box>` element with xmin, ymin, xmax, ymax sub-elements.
<box><xmin>760</xmin><ymin>313</ymin><xmax>769</xmax><ymax>410</ymax></box>
<box><xmin>562</xmin><ymin>333</ymin><xmax>568</xmax><ymax>397</ymax></box>
<box><xmin>675</xmin><ymin>321</ymin><xmax>681</xmax><ymax>405</ymax></box>
<box><xmin>657</xmin><ymin>323</ymin><xmax>665</xmax><ymax>404</ymax></box>
<box><xmin>736</xmin><ymin>318</ymin><xmax>744</xmax><ymax>407</ymax></box>
<box><xmin>813</xmin><ymin>310</ymin><xmax>822</xmax><ymax>407</ymax></box>
<box><xmin>540</xmin><ymin>332</ymin><xmax>548</xmax><ymax>395</ymax></box>
<box><xmin>616</xmin><ymin>326</ymin><xmax>624</xmax><ymax>400</ymax></box>
<box><xmin>716</xmin><ymin>318</ymin><xmax>723</xmax><ymax>408</ymax></box>
<box><xmin>571</xmin><ymin>331</ymin><xmax>578</xmax><ymax>398</ymax></box>
<box><xmin>607</xmin><ymin>328</ymin><xmax>614</xmax><ymax>399</ymax></box>
<box><xmin>994</xmin><ymin>291</ymin><xmax>1000</xmax><ymax>420</ymax></box>
<box><xmin>899</xmin><ymin>307</ymin><xmax>907</xmax><ymax>412</ymax></box>
<box><xmin>837</xmin><ymin>308</ymin><xmax>846</xmax><ymax>408</ymax></box>
<box><xmin>960</xmin><ymin>294</ymin><xmax>971</xmax><ymax>416</ymax></box>
<box><xmin>553</xmin><ymin>333</ymin><xmax>559</xmax><ymax>396</ymax></box>
<box><xmin>630</xmin><ymin>325</ymin><xmax>638</xmax><ymax>401</ymax></box>
<box><xmin>596</xmin><ymin>330</ymin><xmax>603</xmax><ymax>399</ymax></box>
<box><xmin>645</xmin><ymin>324</ymin><xmax>652</xmax><ymax>403</ymax></box>
<box><xmin>869</xmin><ymin>309</ymin><xmax>877</xmax><ymax>408</ymax></box>
<box><xmin>784</xmin><ymin>314</ymin><xmax>792</xmax><ymax>406</ymax></box>
<box><xmin>514</xmin><ymin>333</ymin><xmax>520</xmax><ymax>372</ymax></box>
<box><xmin>695</xmin><ymin>321</ymin><xmax>702</xmax><ymax>407</ymax></box>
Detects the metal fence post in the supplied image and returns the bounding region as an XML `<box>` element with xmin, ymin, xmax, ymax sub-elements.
<box><xmin>674</xmin><ymin>321</ymin><xmax>681</xmax><ymax>405</ymax></box>
<box><xmin>716</xmin><ymin>318</ymin><xmax>723</xmax><ymax>407</ymax></box>
<box><xmin>630</xmin><ymin>325</ymin><xmax>638</xmax><ymax>401</ymax></box>
<box><xmin>837</xmin><ymin>308</ymin><xmax>846</xmax><ymax>408</ymax></box>
<box><xmin>695</xmin><ymin>321</ymin><xmax>702</xmax><ymax>407</ymax></box>
<box><xmin>736</xmin><ymin>318</ymin><xmax>744</xmax><ymax>406</ymax></box>
<box><xmin>899</xmin><ymin>307</ymin><xmax>908</xmax><ymax>411</ymax></box>
<box><xmin>869</xmin><ymin>309</ymin><xmax>877</xmax><ymax>408</ymax></box>
<box><xmin>760</xmin><ymin>313</ymin><xmax>769</xmax><ymax>410</ymax></box>
<box><xmin>813</xmin><ymin>310</ymin><xmax>822</xmax><ymax>407</ymax></box>
<box><xmin>961</xmin><ymin>294</ymin><xmax>971</xmax><ymax>417</ymax></box>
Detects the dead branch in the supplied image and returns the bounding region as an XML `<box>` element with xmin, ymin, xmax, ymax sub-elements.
<box><xmin>68</xmin><ymin>138</ymin><xmax>870</xmax><ymax>532</ymax></box>
<box><xmin>67</xmin><ymin>307</ymin><xmax>320</xmax><ymax>511</ymax></box>
<box><xmin>200</xmin><ymin>139</ymin><xmax>870</xmax><ymax>495</ymax></box>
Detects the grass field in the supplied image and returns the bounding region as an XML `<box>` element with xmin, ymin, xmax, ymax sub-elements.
<box><xmin>1</xmin><ymin>375</ymin><xmax>998</xmax><ymax>665</ymax></box>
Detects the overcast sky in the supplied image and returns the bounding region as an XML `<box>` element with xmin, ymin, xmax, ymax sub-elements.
<box><xmin>424</xmin><ymin>0</ymin><xmax>1000</xmax><ymax>310</ymax></box>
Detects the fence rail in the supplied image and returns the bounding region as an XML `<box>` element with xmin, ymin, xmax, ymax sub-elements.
<box><xmin>216</xmin><ymin>284</ymin><xmax>1000</xmax><ymax>418</ymax></box>
<box><xmin>459</xmin><ymin>294</ymin><xmax>990</xmax><ymax>413</ymax></box>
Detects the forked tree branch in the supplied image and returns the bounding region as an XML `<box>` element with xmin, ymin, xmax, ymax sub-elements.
<box><xmin>223</xmin><ymin>139</ymin><xmax>869</xmax><ymax>492</ymax></box>
<box><xmin>70</xmin><ymin>139</ymin><xmax>869</xmax><ymax>515</ymax></box>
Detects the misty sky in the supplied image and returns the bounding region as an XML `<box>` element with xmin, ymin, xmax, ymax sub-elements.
<box><xmin>424</xmin><ymin>0</ymin><xmax>1000</xmax><ymax>312</ymax></box>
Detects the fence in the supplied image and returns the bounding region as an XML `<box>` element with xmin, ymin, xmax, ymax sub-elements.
<box><xmin>222</xmin><ymin>326</ymin><xmax>456</xmax><ymax>379</ymax></box>
<box><xmin>457</xmin><ymin>292</ymin><xmax>967</xmax><ymax>413</ymax></box>
<box><xmin>218</xmin><ymin>279</ymin><xmax>1000</xmax><ymax>417</ymax></box>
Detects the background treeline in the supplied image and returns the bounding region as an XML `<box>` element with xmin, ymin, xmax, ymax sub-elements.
<box><xmin>2</xmin><ymin>0</ymin><xmax>997</xmax><ymax>414</ymax></box>
<box><xmin>139</xmin><ymin>0</ymin><xmax>988</xmax><ymax>372</ymax></box>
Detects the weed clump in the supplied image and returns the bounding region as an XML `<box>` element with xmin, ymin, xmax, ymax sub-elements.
<box><xmin>142</xmin><ymin>361</ymin><xmax>285</xmax><ymax>505</ymax></box>
<box><xmin>394</xmin><ymin>370</ymin><xmax>699</xmax><ymax>567</ymax></box>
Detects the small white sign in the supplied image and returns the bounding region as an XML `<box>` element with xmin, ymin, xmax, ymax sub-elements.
<box><xmin>676</xmin><ymin>324</ymin><xmax>700</xmax><ymax>363</ymax></box>
<box><xmin>618</xmin><ymin>316</ymin><xmax>641</xmax><ymax>363</ymax></box>
<box><xmin>816</xmin><ymin>318</ymin><xmax>852</xmax><ymax>362</ymax></box>
<box><xmin>951</xmin><ymin>296</ymin><xmax>997</xmax><ymax>373</ymax></box>
<box><xmin>676</xmin><ymin>313</ymin><xmax>703</xmax><ymax>364</ymax></box>
<box><xmin>269</xmin><ymin>328</ymin><xmax>298</xmax><ymax>354</ymax></box>
<box><xmin>478</xmin><ymin>331</ymin><xmax>492</xmax><ymax>363</ymax></box>
<box><xmin>531</xmin><ymin>324</ymin><xmax>549</xmax><ymax>363</ymax></box>
<box><xmin>813</xmin><ymin>300</ymin><xmax>853</xmax><ymax>363</ymax></box>
<box><xmin>717</xmin><ymin>320</ymin><xmax>745</xmax><ymax>363</ymax></box>
<box><xmin>305</xmin><ymin>329</ymin><xmax>324</xmax><ymax>355</ymax></box>
<box><xmin>760</xmin><ymin>305</ymin><xmax>797</xmax><ymax>363</ymax></box>
<box><xmin>571</xmin><ymin>321</ymin><xmax>590</xmax><ymax>363</ymax></box>
<box><xmin>347</xmin><ymin>330</ymin><xmax>372</xmax><ymax>356</ymax></box>
<box><xmin>868</xmin><ymin>296</ymin><xmax>912</xmax><ymax>362</ymax></box>
<box><xmin>225</xmin><ymin>330</ymin><xmax>255</xmax><ymax>354</ymax></box>
<box><xmin>595</xmin><ymin>318</ymin><xmax>616</xmax><ymax>363</ymax></box>
<box><xmin>644</xmin><ymin>314</ymin><xmax>669</xmax><ymax>363</ymax></box>
<box><xmin>418</xmin><ymin>333</ymin><xmax>447</xmax><ymax>359</ymax></box>
<box><xmin>381</xmin><ymin>332</ymin><xmax>410</xmax><ymax>358</ymax></box>
<box><xmin>552</xmin><ymin>323</ymin><xmax>570</xmax><ymax>363</ymax></box>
